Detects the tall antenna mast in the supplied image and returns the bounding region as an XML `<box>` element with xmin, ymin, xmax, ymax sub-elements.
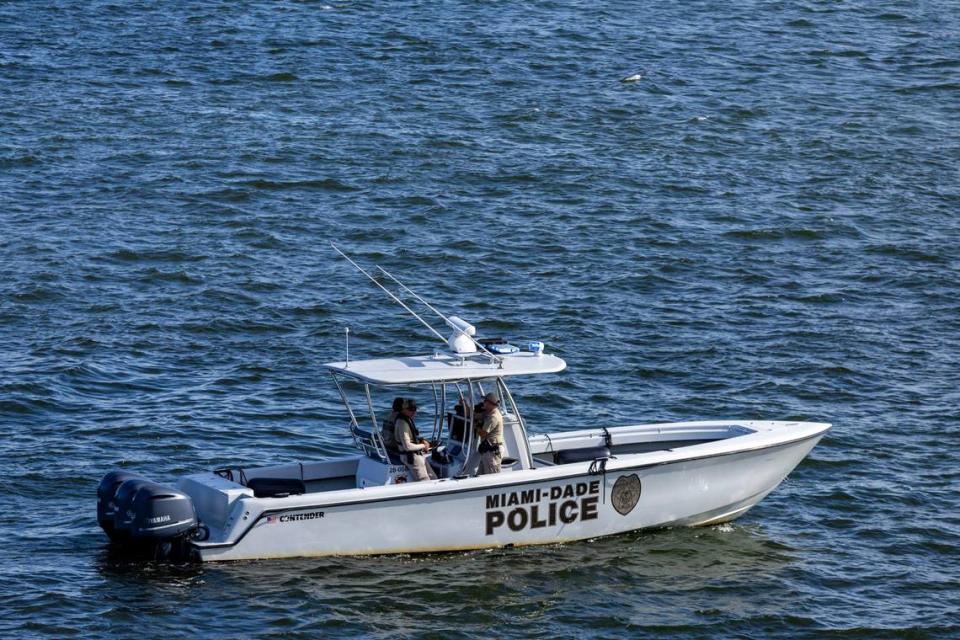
<box><xmin>331</xmin><ymin>243</ymin><xmax>503</xmax><ymax>366</ymax></box>
<box><xmin>376</xmin><ymin>265</ymin><xmax>503</xmax><ymax>363</ymax></box>
<box><xmin>330</xmin><ymin>243</ymin><xmax>447</xmax><ymax>344</ymax></box>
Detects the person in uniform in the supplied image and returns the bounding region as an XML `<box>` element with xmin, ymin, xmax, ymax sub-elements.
<box><xmin>394</xmin><ymin>398</ymin><xmax>437</xmax><ymax>481</ymax></box>
<box><xmin>380</xmin><ymin>396</ymin><xmax>404</xmax><ymax>454</ymax></box>
<box><xmin>459</xmin><ymin>392</ymin><xmax>506</xmax><ymax>476</ymax></box>
<box><xmin>476</xmin><ymin>392</ymin><xmax>505</xmax><ymax>475</ymax></box>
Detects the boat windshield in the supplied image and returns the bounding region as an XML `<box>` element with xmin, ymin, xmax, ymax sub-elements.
<box><xmin>329</xmin><ymin>372</ymin><xmax>528</xmax><ymax>468</ymax></box>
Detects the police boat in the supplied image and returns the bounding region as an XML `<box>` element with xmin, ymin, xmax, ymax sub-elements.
<box><xmin>96</xmin><ymin>247</ymin><xmax>830</xmax><ymax>562</ymax></box>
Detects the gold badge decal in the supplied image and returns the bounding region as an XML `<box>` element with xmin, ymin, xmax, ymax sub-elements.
<box><xmin>611</xmin><ymin>474</ymin><xmax>642</xmax><ymax>516</ymax></box>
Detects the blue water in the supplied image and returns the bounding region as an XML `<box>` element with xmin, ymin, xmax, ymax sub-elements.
<box><xmin>2</xmin><ymin>1</ymin><xmax>959</xmax><ymax>637</ymax></box>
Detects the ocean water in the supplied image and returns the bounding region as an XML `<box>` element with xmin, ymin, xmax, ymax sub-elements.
<box><xmin>2</xmin><ymin>1</ymin><xmax>959</xmax><ymax>637</ymax></box>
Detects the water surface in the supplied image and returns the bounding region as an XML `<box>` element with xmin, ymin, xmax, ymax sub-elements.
<box><xmin>1</xmin><ymin>1</ymin><xmax>958</xmax><ymax>637</ymax></box>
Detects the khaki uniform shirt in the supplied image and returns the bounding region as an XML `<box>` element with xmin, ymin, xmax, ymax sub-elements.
<box><xmin>482</xmin><ymin>407</ymin><xmax>504</xmax><ymax>445</ymax></box>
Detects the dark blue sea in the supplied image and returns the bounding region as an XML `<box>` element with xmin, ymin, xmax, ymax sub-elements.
<box><xmin>2</xmin><ymin>1</ymin><xmax>958</xmax><ymax>637</ymax></box>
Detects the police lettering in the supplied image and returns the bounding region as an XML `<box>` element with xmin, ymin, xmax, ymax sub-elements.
<box><xmin>485</xmin><ymin>481</ymin><xmax>600</xmax><ymax>535</ymax></box>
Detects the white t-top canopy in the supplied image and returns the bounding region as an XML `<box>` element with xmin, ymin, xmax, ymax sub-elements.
<box><xmin>325</xmin><ymin>351</ymin><xmax>567</xmax><ymax>385</ymax></box>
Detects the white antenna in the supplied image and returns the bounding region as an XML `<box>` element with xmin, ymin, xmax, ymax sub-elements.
<box><xmin>345</xmin><ymin>327</ymin><xmax>350</xmax><ymax>367</ymax></box>
<box><xmin>331</xmin><ymin>243</ymin><xmax>503</xmax><ymax>366</ymax></box>
<box><xmin>376</xmin><ymin>265</ymin><xmax>504</xmax><ymax>363</ymax></box>
<box><xmin>330</xmin><ymin>243</ymin><xmax>447</xmax><ymax>344</ymax></box>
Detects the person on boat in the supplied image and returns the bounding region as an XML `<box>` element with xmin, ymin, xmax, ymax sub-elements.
<box><xmin>450</xmin><ymin>397</ymin><xmax>468</xmax><ymax>444</ymax></box>
<box><xmin>476</xmin><ymin>392</ymin><xmax>505</xmax><ymax>474</ymax></box>
<box><xmin>447</xmin><ymin>393</ymin><xmax>478</xmax><ymax>457</ymax></box>
<box><xmin>394</xmin><ymin>398</ymin><xmax>437</xmax><ymax>481</ymax></box>
<box><xmin>380</xmin><ymin>396</ymin><xmax>404</xmax><ymax>454</ymax></box>
<box><xmin>461</xmin><ymin>393</ymin><xmax>505</xmax><ymax>476</ymax></box>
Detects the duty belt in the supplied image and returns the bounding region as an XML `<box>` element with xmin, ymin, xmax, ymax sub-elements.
<box><xmin>479</xmin><ymin>440</ymin><xmax>503</xmax><ymax>454</ymax></box>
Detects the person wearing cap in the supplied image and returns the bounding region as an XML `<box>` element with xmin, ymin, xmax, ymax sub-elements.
<box><xmin>476</xmin><ymin>392</ymin><xmax>505</xmax><ymax>475</ymax></box>
<box><xmin>394</xmin><ymin>398</ymin><xmax>437</xmax><ymax>481</ymax></box>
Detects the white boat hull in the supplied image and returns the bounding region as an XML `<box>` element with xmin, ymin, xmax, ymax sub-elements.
<box><xmin>191</xmin><ymin>421</ymin><xmax>828</xmax><ymax>561</ymax></box>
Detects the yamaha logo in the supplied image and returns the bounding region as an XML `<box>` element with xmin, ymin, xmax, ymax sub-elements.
<box><xmin>146</xmin><ymin>514</ymin><xmax>172</xmax><ymax>525</ymax></box>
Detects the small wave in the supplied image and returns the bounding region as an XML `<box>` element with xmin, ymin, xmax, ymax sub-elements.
<box><xmin>0</xmin><ymin>399</ymin><xmax>36</xmax><ymax>415</ymax></box>
<box><xmin>382</xmin><ymin>30</ymin><xmax>435</xmax><ymax>48</ymax></box>
<box><xmin>12</xmin><ymin>285</ymin><xmax>66</xmax><ymax>302</ymax></box>
<box><xmin>662</xmin><ymin>183</ymin><xmax>709</xmax><ymax>194</ymax></box>
<box><xmin>134</xmin><ymin>67</ymin><xmax>167</xmax><ymax>77</ymax></box>
<box><xmin>723</xmin><ymin>228</ymin><xmax>824</xmax><ymax>241</ymax></box>
<box><xmin>398</xmin><ymin>195</ymin><xmax>440</xmax><ymax>207</ymax></box>
<box><xmin>425</xmin><ymin>137</ymin><xmax>471</xmax><ymax>149</ymax></box>
<box><xmin>809</xmin><ymin>48</ymin><xmax>870</xmax><ymax>58</ymax></box>
<box><xmin>893</xmin><ymin>82</ymin><xmax>960</xmax><ymax>94</ymax></box>
<box><xmin>822</xmin><ymin>365</ymin><xmax>861</xmax><ymax>377</ymax></box>
<box><xmin>139</xmin><ymin>268</ymin><xmax>203</xmax><ymax>284</ymax></box>
<box><xmin>103</xmin><ymin>248</ymin><xmax>206</xmax><ymax>264</ymax></box>
<box><xmin>241</xmin><ymin>178</ymin><xmax>358</xmax><ymax>191</ymax></box>
<box><xmin>793</xmin><ymin>292</ymin><xmax>844</xmax><ymax>304</ymax></box>
<box><xmin>633</xmin><ymin>367</ymin><xmax>683</xmax><ymax>380</ymax></box>
<box><xmin>198</xmin><ymin>187</ymin><xmax>251</xmax><ymax>202</ymax></box>
<box><xmin>865</xmin><ymin>244</ymin><xmax>947</xmax><ymax>263</ymax></box>
<box><xmin>197</xmin><ymin>287</ymin><xmax>259</xmax><ymax>305</ymax></box>
<box><xmin>263</xmin><ymin>37</ymin><xmax>336</xmax><ymax>49</ymax></box>
<box><xmin>240</xmin><ymin>280</ymin><xmax>284</xmax><ymax>293</ymax></box>
<box><xmin>899</xmin><ymin>58</ymin><xmax>960</xmax><ymax>70</ymax></box>
<box><xmin>488</xmin><ymin>172</ymin><xmax>541</xmax><ymax>184</ymax></box>
<box><xmin>178</xmin><ymin>319</ymin><xmax>296</xmax><ymax>335</ymax></box>
<box><xmin>263</xmin><ymin>72</ymin><xmax>298</xmax><ymax>82</ymax></box>
<box><xmin>494</xmin><ymin>110</ymin><xmax>540</xmax><ymax>124</ymax></box>
<box><xmin>231</xmin><ymin>227</ymin><xmax>283</xmax><ymax>248</ymax></box>
<box><xmin>0</xmin><ymin>154</ymin><xmax>39</xmax><ymax>168</ymax></box>
<box><xmin>728</xmin><ymin>106</ymin><xmax>768</xmax><ymax>121</ymax></box>
<box><xmin>288</xmin><ymin>304</ymin><xmax>331</xmax><ymax>318</ymax></box>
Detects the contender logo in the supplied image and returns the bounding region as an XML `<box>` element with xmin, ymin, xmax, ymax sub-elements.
<box><xmin>278</xmin><ymin>511</ymin><xmax>325</xmax><ymax>523</ymax></box>
<box><xmin>485</xmin><ymin>481</ymin><xmax>600</xmax><ymax>535</ymax></box>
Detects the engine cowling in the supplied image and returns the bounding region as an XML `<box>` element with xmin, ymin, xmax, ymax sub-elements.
<box><xmin>97</xmin><ymin>471</ymin><xmax>200</xmax><ymax>561</ymax></box>
<box><xmin>96</xmin><ymin>470</ymin><xmax>143</xmax><ymax>542</ymax></box>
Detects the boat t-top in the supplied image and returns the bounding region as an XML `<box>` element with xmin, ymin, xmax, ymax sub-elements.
<box><xmin>96</xmin><ymin>247</ymin><xmax>830</xmax><ymax>562</ymax></box>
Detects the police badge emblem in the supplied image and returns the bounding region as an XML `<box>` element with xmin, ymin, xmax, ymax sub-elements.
<box><xmin>611</xmin><ymin>474</ymin><xmax>642</xmax><ymax>516</ymax></box>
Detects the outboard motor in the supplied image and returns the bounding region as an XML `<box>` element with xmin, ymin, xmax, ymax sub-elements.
<box><xmin>96</xmin><ymin>470</ymin><xmax>144</xmax><ymax>543</ymax></box>
<box><xmin>97</xmin><ymin>471</ymin><xmax>202</xmax><ymax>562</ymax></box>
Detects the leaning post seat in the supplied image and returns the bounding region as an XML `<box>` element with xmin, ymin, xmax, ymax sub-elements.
<box><xmin>246</xmin><ymin>477</ymin><xmax>307</xmax><ymax>498</ymax></box>
<box><xmin>554</xmin><ymin>446</ymin><xmax>611</xmax><ymax>465</ymax></box>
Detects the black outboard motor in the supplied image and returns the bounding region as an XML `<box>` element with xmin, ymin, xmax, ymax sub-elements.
<box><xmin>97</xmin><ymin>470</ymin><xmax>144</xmax><ymax>543</ymax></box>
<box><xmin>97</xmin><ymin>471</ymin><xmax>201</xmax><ymax>561</ymax></box>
